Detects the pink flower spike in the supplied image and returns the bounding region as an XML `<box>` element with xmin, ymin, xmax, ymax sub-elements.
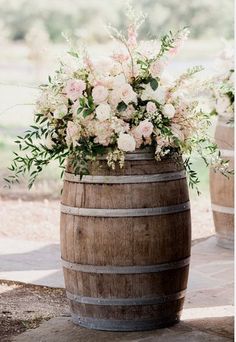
<box><xmin>112</xmin><ymin>52</ymin><xmax>130</xmax><ymax>63</ymax></box>
<box><xmin>128</xmin><ymin>24</ymin><xmax>137</xmax><ymax>49</ymax></box>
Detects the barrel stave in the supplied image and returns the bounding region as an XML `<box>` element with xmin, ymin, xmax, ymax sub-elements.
<box><xmin>62</xmin><ymin>180</ymin><xmax>189</xmax><ymax>209</ymax></box>
<box><xmin>210</xmin><ymin>117</ymin><xmax>234</xmax><ymax>249</ymax></box>
<box><xmin>69</xmin><ymin>300</ymin><xmax>185</xmax><ymax>320</ymax></box>
<box><xmin>60</xmin><ymin>155</ymin><xmax>191</xmax><ymax>330</ymax></box>
<box><xmin>61</xmin><ymin>214</ymin><xmax>191</xmax><ymax>266</ymax></box>
<box><xmin>63</xmin><ymin>265</ymin><xmax>189</xmax><ymax>293</ymax></box>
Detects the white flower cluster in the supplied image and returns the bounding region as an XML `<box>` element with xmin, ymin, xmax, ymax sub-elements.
<box><xmin>213</xmin><ymin>47</ymin><xmax>234</xmax><ymax>120</ymax></box>
<box><xmin>8</xmin><ymin>9</ymin><xmax>232</xmax><ymax>189</ymax></box>
<box><xmin>32</xmin><ymin>15</ymin><xmax>214</xmax><ymax>176</ymax></box>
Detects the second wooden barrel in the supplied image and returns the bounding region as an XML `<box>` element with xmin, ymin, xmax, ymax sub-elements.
<box><xmin>60</xmin><ymin>150</ymin><xmax>191</xmax><ymax>331</ymax></box>
<box><xmin>210</xmin><ymin>116</ymin><xmax>234</xmax><ymax>249</ymax></box>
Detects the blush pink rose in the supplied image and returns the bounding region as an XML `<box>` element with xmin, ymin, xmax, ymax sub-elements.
<box><xmin>131</xmin><ymin>126</ymin><xmax>143</xmax><ymax>148</ymax></box>
<box><xmin>92</xmin><ymin>85</ymin><xmax>108</xmax><ymax>104</ymax></box>
<box><xmin>66</xmin><ymin>121</ymin><xmax>81</xmax><ymax>146</ymax></box>
<box><xmin>64</xmin><ymin>79</ymin><xmax>86</xmax><ymax>101</ymax></box>
<box><xmin>94</xmin><ymin>121</ymin><xmax>113</xmax><ymax>146</ymax></box>
<box><xmin>146</xmin><ymin>101</ymin><xmax>157</xmax><ymax>113</ymax></box>
<box><xmin>119</xmin><ymin>83</ymin><xmax>137</xmax><ymax>105</ymax></box>
<box><xmin>138</xmin><ymin>119</ymin><xmax>154</xmax><ymax>138</ymax></box>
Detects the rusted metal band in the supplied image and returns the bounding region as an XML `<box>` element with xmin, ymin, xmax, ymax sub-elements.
<box><xmin>98</xmin><ymin>149</ymin><xmax>155</xmax><ymax>161</ymax></box>
<box><xmin>60</xmin><ymin>201</ymin><xmax>190</xmax><ymax>217</ymax></box>
<box><xmin>64</xmin><ymin>170</ymin><xmax>186</xmax><ymax>184</ymax></box>
<box><xmin>71</xmin><ymin>314</ymin><xmax>181</xmax><ymax>331</ymax></box>
<box><xmin>61</xmin><ymin>256</ymin><xmax>190</xmax><ymax>274</ymax></box>
<box><xmin>212</xmin><ymin>203</ymin><xmax>234</xmax><ymax>215</ymax></box>
<box><xmin>220</xmin><ymin>149</ymin><xmax>234</xmax><ymax>158</ymax></box>
<box><xmin>66</xmin><ymin>289</ymin><xmax>186</xmax><ymax>306</ymax></box>
<box><xmin>98</xmin><ymin>153</ymin><xmax>154</xmax><ymax>161</ymax></box>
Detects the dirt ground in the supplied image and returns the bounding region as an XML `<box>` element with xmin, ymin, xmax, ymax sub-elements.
<box><xmin>0</xmin><ymin>194</ymin><xmax>214</xmax><ymax>243</ymax></box>
<box><xmin>0</xmin><ymin>280</ymin><xmax>68</xmax><ymax>342</ymax></box>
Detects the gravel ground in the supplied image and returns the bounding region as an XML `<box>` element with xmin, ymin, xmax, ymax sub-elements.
<box><xmin>0</xmin><ymin>280</ymin><xmax>67</xmax><ymax>342</ymax></box>
<box><xmin>0</xmin><ymin>193</ymin><xmax>214</xmax><ymax>242</ymax></box>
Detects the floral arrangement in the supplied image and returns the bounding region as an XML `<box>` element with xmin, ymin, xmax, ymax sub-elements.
<box><xmin>212</xmin><ymin>47</ymin><xmax>234</xmax><ymax>123</ymax></box>
<box><xmin>6</xmin><ymin>7</ymin><xmax>232</xmax><ymax>191</ymax></box>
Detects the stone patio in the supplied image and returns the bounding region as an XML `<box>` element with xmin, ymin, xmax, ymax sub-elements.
<box><xmin>0</xmin><ymin>236</ymin><xmax>233</xmax><ymax>341</ymax></box>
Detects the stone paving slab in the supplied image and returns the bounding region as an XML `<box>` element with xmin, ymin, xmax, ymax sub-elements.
<box><xmin>0</xmin><ymin>238</ymin><xmax>64</xmax><ymax>288</ymax></box>
<box><xmin>12</xmin><ymin>316</ymin><xmax>233</xmax><ymax>342</ymax></box>
<box><xmin>5</xmin><ymin>235</ymin><xmax>234</xmax><ymax>342</ymax></box>
<box><xmin>0</xmin><ymin>236</ymin><xmax>233</xmax><ymax>291</ymax></box>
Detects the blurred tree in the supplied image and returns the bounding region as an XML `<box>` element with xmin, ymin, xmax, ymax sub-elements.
<box><xmin>25</xmin><ymin>20</ymin><xmax>50</xmax><ymax>81</ymax></box>
<box><xmin>0</xmin><ymin>0</ymin><xmax>233</xmax><ymax>42</ymax></box>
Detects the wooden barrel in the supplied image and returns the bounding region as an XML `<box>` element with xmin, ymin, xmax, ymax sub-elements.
<box><xmin>60</xmin><ymin>150</ymin><xmax>191</xmax><ymax>331</ymax></box>
<box><xmin>210</xmin><ymin>116</ymin><xmax>234</xmax><ymax>249</ymax></box>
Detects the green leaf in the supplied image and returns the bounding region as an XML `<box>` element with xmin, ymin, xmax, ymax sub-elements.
<box><xmin>150</xmin><ymin>78</ymin><xmax>158</xmax><ymax>91</ymax></box>
<box><xmin>92</xmin><ymin>144</ymin><xmax>106</xmax><ymax>156</ymax></box>
<box><xmin>83</xmin><ymin>108</ymin><xmax>93</xmax><ymax>118</ymax></box>
<box><xmin>88</xmin><ymin>95</ymin><xmax>94</xmax><ymax>108</ymax></box>
<box><xmin>67</xmin><ymin>51</ymin><xmax>80</xmax><ymax>58</ymax></box>
<box><xmin>79</xmin><ymin>98</ymin><xmax>86</xmax><ymax>107</ymax></box>
<box><xmin>117</xmin><ymin>102</ymin><xmax>128</xmax><ymax>112</ymax></box>
<box><xmin>77</xmin><ymin>107</ymin><xmax>83</xmax><ymax>115</ymax></box>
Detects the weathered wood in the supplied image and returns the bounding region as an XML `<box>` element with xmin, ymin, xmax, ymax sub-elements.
<box><xmin>210</xmin><ymin>117</ymin><xmax>234</xmax><ymax>249</ymax></box>
<box><xmin>60</xmin><ymin>151</ymin><xmax>191</xmax><ymax>331</ymax></box>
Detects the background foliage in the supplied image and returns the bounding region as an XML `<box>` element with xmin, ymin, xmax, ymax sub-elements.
<box><xmin>0</xmin><ymin>0</ymin><xmax>234</xmax><ymax>42</ymax></box>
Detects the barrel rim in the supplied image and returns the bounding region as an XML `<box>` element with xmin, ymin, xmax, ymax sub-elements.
<box><xmin>60</xmin><ymin>201</ymin><xmax>190</xmax><ymax>217</ymax></box>
<box><xmin>61</xmin><ymin>256</ymin><xmax>190</xmax><ymax>274</ymax></box>
<box><xmin>66</xmin><ymin>289</ymin><xmax>186</xmax><ymax>306</ymax></box>
<box><xmin>212</xmin><ymin>203</ymin><xmax>234</xmax><ymax>215</ymax></box>
<box><xmin>64</xmin><ymin>170</ymin><xmax>186</xmax><ymax>184</ymax></box>
<box><xmin>71</xmin><ymin>313</ymin><xmax>181</xmax><ymax>331</ymax></box>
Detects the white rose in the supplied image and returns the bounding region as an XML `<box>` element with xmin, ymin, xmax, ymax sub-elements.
<box><xmin>153</xmin><ymin>86</ymin><xmax>167</xmax><ymax>105</ymax></box>
<box><xmin>117</xmin><ymin>133</ymin><xmax>136</xmax><ymax>152</ymax></box>
<box><xmin>162</xmin><ymin>104</ymin><xmax>176</xmax><ymax>118</ymax></box>
<box><xmin>54</xmin><ymin>104</ymin><xmax>68</xmax><ymax>119</ymax></box>
<box><xmin>92</xmin><ymin>85</ymin><xmax>108</xmax><ymax>104</ymax></box>
<box><xmin>141</xmin><ymin>84</ymin><xmax>153</xmax><ymax>101</ymax></box>
<box><xmin>96</xmin><ymin>103</ymin><xmax>111</xmax><ymax>121</ymax></box>
<box><xmin>141</xmin><ymin>84</ymin><xmax>166</xmax><ymax>104</ymax></box>
<box><xmin>113</xmin><ymin>74</ymin><xmax>126</xmax><ymax>88</ymax></box>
